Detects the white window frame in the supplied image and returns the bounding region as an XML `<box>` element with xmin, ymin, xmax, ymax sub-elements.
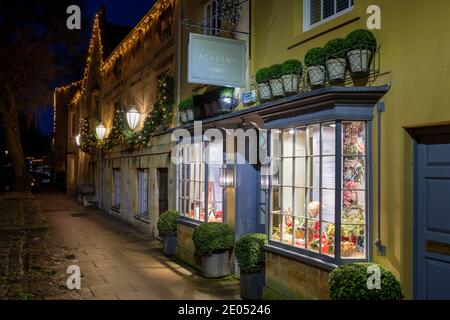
<box><xmin>204</xmin><ymin>0</ymin><xmax>221</xmax><ymax>36</ymax></box>
<box><xmin>138</xmin><ymin>169</ymin><xmax>149</xmax><ymax>215</ymax></box>
<box><xmin>303</xmin><ymin>0</ymin><xmax>354</xmax><ymax>32</ymax></box>
<box><xmin>113</xmin><ymin>169</ymin><xmax>121</xmax><ymax>209</ymax></box>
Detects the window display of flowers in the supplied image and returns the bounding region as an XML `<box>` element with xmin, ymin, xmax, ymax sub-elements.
<box><xmin>343</xmin><ymin>122</ymin><xmax>365</xmax><ymax>155</ymax></box>
<box><xmin>207</xmin><ymin>206</ymin><xmax>223</xmax><ymax>222</ymax></box>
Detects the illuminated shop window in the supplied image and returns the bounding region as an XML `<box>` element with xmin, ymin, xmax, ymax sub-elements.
<box><xmin>177</xmin><ymin>141</ymin><xmax>224</xmax><ymax>223</ymax></box>
<box><xmin>269</xmin><ymin>121</ymin><xmax>368</xmax><ymax>262</ymax></box>
<box><xmin>138</xmin><ymin>169</ymin><xmax>149</xmax><ymax>215</ymax></box>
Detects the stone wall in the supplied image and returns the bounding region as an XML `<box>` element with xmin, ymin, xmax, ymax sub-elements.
<box><xmin>264</xmin><ymin>252</ymin><xmax>331</xmax><ymax>300</ymax></box>
<box><xmin>176</xmin><ymin>222</ymin><xmax>200</xmax><ymax>270</ymax></box>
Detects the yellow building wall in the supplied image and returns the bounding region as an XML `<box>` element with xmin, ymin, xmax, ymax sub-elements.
<box><xmin>253</xmin><ymin>0</ymin><xmax>450</xmax><ymax>299</ymax></box>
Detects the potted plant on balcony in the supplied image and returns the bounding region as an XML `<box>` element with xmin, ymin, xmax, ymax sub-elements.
<box><xmin>324</xmin><ymin>38</ymin><xmax>347</xmax><ymax>81</ymax></box>
<box><xmin>281</xmin><ymin>59</ymin><xmax>303</xmax><ymax>95</ymax></box>
<box><xmin>329</xmin><ymin>263</ymin><xmax>403</xmax><ymax>300</ymax></box>
<box><xmin>178</xmin><ymin>97</ymin><xmax>194</xmax><ymax>124</ymax></box>
<box><xmin>268</xmin><ymin>63</ymin><xmax>284</xmax><ymax>97</ymax></box>
<box><xmin>235</xmin><ymin>233</ymin><xmax>267</xmax><ymax>300</ymax></box>
<box><xmin>304</xmin><ymin>47</ymin><xmax>326</xmax><ymax>87</ymax></box>
<box><xmin>345</xmin><ymin>29</ymin><xmax>377</xmax><ymax>74</ymax></box>
<box><xmin>255</xmin><ymin>67</ymin><xmax>272</xmax><ymax>101</ymax></box>
<box><xmin>157</xmin><ymin>210</ymin><xmax>179</xmax><ymax>256</ymax></box>
<box><xmin>192</xmin><ymin>222</ymin><xmax>235</xmax><ymax>277</ymax></box>
<box><xmin>218</xmin><ymin>87</ymin><xmax>237</xmax><ymax>113</ymax></box>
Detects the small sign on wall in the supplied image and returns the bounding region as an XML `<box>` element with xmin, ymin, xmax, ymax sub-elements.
<box><xmin>188</xmin><ymin>33</ymin><xmax>246</xmax><ymax>88</ymax></box>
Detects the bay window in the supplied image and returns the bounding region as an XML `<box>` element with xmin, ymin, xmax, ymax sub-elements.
<box><xmin>269</xmin><ymin>120</ymin><xmax>369</xmax><ymax>263</ymax></box>
<box><xmin>177</xmin><ymin>139</ymin><xmax>224</xmax><ymax>223</ymax></box>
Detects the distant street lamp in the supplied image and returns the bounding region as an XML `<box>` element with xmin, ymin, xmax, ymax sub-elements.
<box><xmin>75</xmin><ymin>134</ymin><xmax>81</xmax><ymax>146</ymax></box>
<box><xmin>95</xmin><ymin>123</ymin><xmax>107</xmax><ymax>140</ymax></box>
<box><xmin>126</xmin><ymin>106</ymin><xmax>140</xmax><ymax>130</ymax></box>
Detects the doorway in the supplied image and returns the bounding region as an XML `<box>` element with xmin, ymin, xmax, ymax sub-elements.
<box><xmin>414</xmin><ymin>127</ymin><xmax>450</xmax><ymax>299</ymax></box>
<box><xmin>157</xmin><ymin>168</ymin><xmax>168</xmax><ymax>215</ymax></box>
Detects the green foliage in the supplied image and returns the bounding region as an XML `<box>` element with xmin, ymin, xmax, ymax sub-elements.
<box><xmin>268</xmin><ymin>64</ymin><xmax>283</xmax><ymax>79</ymax></box>
<box><xmin>178</xmin><ymin>96</ymin><xmax>194</xmax><ymax>111</ymax></box>
<box><xmin>324</xmin><ymin>38</ymin><xmax>347</xmax><ymax>59</ymax></box>
<box><xmin>157</xmin><ymin>210</ymin><xmax>179</xmax><ymax>237</ymax></box>
<box><xmin>79</xmin><ymin>118</ymin><xmax>97</xmax><ymax>153</ymax></box>
<box><xmin>255</xmin><ymin>67</ymin><xmax>270</xmax><ymax>84</ymax></box>
<box><xmin>329</xmin><ymin>263</ymin><xmax>403</xmax><ymax>300</ymax></box>
<box><xmin>101</xmin><ymin>108</ymin><xmax>125</xmax><ymax>149</ymax></box>
<box><xmin>281</xmin><ymin>59</ymin><xmax>303</xmax><ymax>75</ymax></box>
<box><xmin>235</xmin><ymin>233</ymin><xmax>267</xmax><ymax>274</ymax></box>
<box><xmin>345</xmin><ymin>29</ymin><xmax>377</xmax><ymax>51</ymax></box>
<box><xmin>219</xmin><ymin>87</ymin><xmax>235</xmax><ymax>98</ymax></box>
<box><xmin>192</xmin><ymin>222</ymin><xmax>235</xmax><ymax>256</ymax></box>
<box><xmin>304</xmin><ymin>47</ymin><xmax>326</xmax><ymax>67</ymax></box>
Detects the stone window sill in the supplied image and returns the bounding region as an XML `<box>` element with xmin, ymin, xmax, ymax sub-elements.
<box><xmin>134</xmin><ymin>213</ymin><xmax>151</xmax><ymax>224</ymax></box>
<box><xmin>177</xmin><ymin>216</ymin><xmax>201</xmax><ymax>228</ymax></box>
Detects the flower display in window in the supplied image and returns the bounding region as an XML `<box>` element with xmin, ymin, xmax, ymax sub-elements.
<box><xmin>343</xmin><ymin>122</ymin><xmax>365</xmax><ymax>155</ymax></box>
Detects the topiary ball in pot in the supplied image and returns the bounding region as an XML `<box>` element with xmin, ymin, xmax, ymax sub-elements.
<box><xmin>235</xmin><ymin>233</ymin><xmax>267</xmax><ymax>274</ymax></box>
<box><xmin>324</xmin><ymin>38</ymin><xmax>347</xmax><ymax>81</ymax></box>
<box><xmin>193</xmin><ymin>222</ymin><xmax>235</xmax><ymax>277</ymax></box>
<box><xmin>268</xmin><ymin>64</ymin><xmax>284</xmax><ymax>97</ymax></box>
<box><xmin>345</xmin><ymin>29</ymin><xmax>377</xmax><ymax>74</ymax></box>
<box><xmin>304</xmin><ymin>47</ymin><xmax>326</xmax><ymax>87</ymax></box>
<box><xmin>255</xmin><ymin>67</ymin><xmax>272</xmax><ymax>101</ymax></box>
<box><xmin>157</xmin><ymin>210</ymin><xmax>179</xmax><ymax>256</ymax></box>
<box><xmin>235</xmin><ymin>233</ymin><xmax>267</xmax><ymax>300</ymax></box>
<box><xmin>281</xmin><ymin>59</ymin><xmax>303</xmax><ymax>94</ymax></box>
<box><xmin>329</xmin><ymin>263</ymin><xmax>403</xmax><ymax>300</ymax></box>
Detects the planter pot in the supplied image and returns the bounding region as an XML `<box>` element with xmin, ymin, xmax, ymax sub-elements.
<box><xmin>270</xmin><ymin>78</ymin><xmax>284</xmax><ymax>97</ymax></box>
<box><xmin>201</xmin><ymin>252</ymin><xmax>230</xmax><ymax>277</ymax></box>
<box><xmin>163</xmin><ymin>236</ymin><xmax>177</xmax><ymax>256</ymax></box>
<box><xmin>326</xmin><ymin>58</ymin><xmax>347</xmax><ymax>81</ymax></box>
<box><xmin>186</xmin><ymin>109</ymin><xmax>194</xmax><ymax>121</ymax></box>
<box><xmin>282</xmin><ymin>74</ymin><xmax>300</xmax><ymax>94</ymax></box>
<box><xmin>257</xmin><ymin>83</ymin><xmax>272</xmax><ymax>101</ymax></box>
<box><xmin>218</xmin><ymin>97</ymin><xmax>237</xmax><ymax>113</ymax></box>
<box><xmin>308</xmin><ymin>66</ymin><xmax>326</xmax><ymax>87</ymax></box>
<box><xmin>347</xmin><ymin>49</ymin><xmax>372</xmax><ymax>74</ymax></box>
<box><xmin>240</xmin><ymin>270</ymin><xmax>265</xmax><ymax>300</ymax></box>
<box><xmin>179</xmin><ymin>111</ymin><xmax>187</xmax><ymax>123</ymax></box>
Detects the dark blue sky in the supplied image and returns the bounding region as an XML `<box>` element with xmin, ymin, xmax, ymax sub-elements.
<box><xmin>39</xmin><ymin>0</ymin><xmax>156</xmax><ymax>136</ymax></box>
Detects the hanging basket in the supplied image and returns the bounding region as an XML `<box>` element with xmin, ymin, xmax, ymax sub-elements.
<box><xmin>282</xmin><ymin>74</ymin><xmax>300</xmax><ymax>95</ymax></box>
<box><xmin>258</xmin><ymin>83</ymin><xmax>272</xmax><ymax>101</ymax></box>
<box><xmin>347</xmin><ymin>49</ymin><xmax>372</xmax><ymax>74</ymax></box>
<box><xmin>270</xmin><ymin>78</ymin><xmax>284</xmax><ymax>97</ymax></box>
<box><xmin>326</xmin><ymin>58</ymin><xmax>347</xmax><ymax>81</ymax></box>
<box><xmin>308</xmin><ymin>66</ymin><xmax>326</xmax><ymax>87</ymax></box>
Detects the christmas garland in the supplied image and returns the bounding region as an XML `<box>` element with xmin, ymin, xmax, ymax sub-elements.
<box><xmin>79</xmin><ymin>75</ymin><xmax>175</xmax><ymax>151</ymax></box>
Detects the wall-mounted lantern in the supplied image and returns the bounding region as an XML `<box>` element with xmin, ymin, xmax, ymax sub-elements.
<box><xmin>75</xmin><ymin>134</ymin><xmax>81</xmax><ymax>146</ymax></box>
<box><xmin>126</xmin><ymin>106</ymin><xmax>140</xmax><ymax>130</ymax></box>
<box><xmin>95</xmin><ymin>123</ymin><xmax>107</xmax><ymax>140</ymax></box>
<box><xmin>219</xmin><ymin>166</ymin><xmax>234</xmax><ymax>188</ymax></box>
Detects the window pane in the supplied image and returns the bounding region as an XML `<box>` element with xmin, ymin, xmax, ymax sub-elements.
<box><xmin>337</xmin><ymin>0</ymin><xmax>350</xmax><ymax>12</ymax></box>
<box><xmin>294</xmin><ymin>187</ymin><xmax>306</xmax><ymax>217</ymax></box>
<box><xmin>282</xmin><ymin>215</ymin><xmax>293</xmax><ymax>245</ymax></box>
<box><xmin>306</xmin><ymin>190</ymin><xmax>320</xmax><ymax>219</ymax></box>
<box><xmin>307</xmin><ymin>124</ymin><xmax>321</xmax><ymax>156</ymax></box>
<box><xmin>343</xmin><ymin>122</ymin><xmax>366</xmax><ymax>155</ymax></box>
<box><xmin>310</xmin><ymin>0</ymin><xmax>321</xmax><ymax>24</ymax></box>
<box><xmin>321</xmin><ymin>222</ymin><xmax>335</xmax><ymax>256</ymax></box>
<box><xmin>295</xmin><ymin>128</ymin><xmax>307</xmax><ymax>156</ymax></box>
<box><xmin>342</xmin><ymin>189</ymin><xmax>365</xmax><ymax>223</ymax></box>
<box><xmin>341</xmin><ymin>224</ymin><xmax>365</xmax><ymax>258</ymax></box>
<box><xmin>294</xmin><ymin>157</ymin><xmax>306</xmax><ymax>187</ymax></box>
<box><xmin>271</xmin><ymin>214</ymin><xmax>282</xmax><ymax>241</ymax></box>
<box><xmin>322</xmin><ymin>156</ymin><xmax>335</xmax><ymax>189</ymax></box>
<box><xmin>272</xmin><ymin>186</ymin><xmax>281</xmax><ymax>213</ymax></box>
<box><xmin>322</xmin><ymin>123</ymin><xmax>336</xmax><ymax>155</ymax></box>
<box><xmin>343</xmin><ymin>156</ymin><xmax>366</xmax><ymax>190</ymax></box>
<box><xmin>282</xmin><ymin>130</ymin><xmax>294</xmax><ymax>157</ymax></box>
<box><xmin>306</xmin><ymin>157</ymin><xmax>320</xmax><ymax>188</ymax></box>
<box><xmin>282</xmin><ymin>158</ymin><xmax>293</xmax><ymax>186</ymax></box>
<box><xmin>294</xmin><ymin>217</ymin><xmax>306</xmax><ymax>248</ymax></box>
<box><xmin>208</xmin><ymin>201</ymin><xmax>223</xmax><ymax>222</ymax></box>
<box><xmin>323</xmin><ymin>0</ymin><xmax>335</xmax><ymax>19</ymax></box>
<box><xmin>307</xmin><ymin>220</ymin><xmax>320</xmax><ymax>252</ymax></box>
<box><xmin>282</xmin><ymin>187</ymin><xmax>293</xmax><ymax>215</ymax></box>
<box><xmin>321</xmin><ymin>189</ymin><xmax>335</xmax><ymax>222</ymax></box>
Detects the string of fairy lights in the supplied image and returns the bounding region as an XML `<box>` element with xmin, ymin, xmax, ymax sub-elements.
<box><xmin>53</xmin><ymin>0</ymin><xmax>175</xmax><ymax>150</ymax></box>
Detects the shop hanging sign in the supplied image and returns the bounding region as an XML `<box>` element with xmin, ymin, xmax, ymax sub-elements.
<box><xmin>188</xmin><ymin>33</ymin><xmax>246</xmax><ymax>88</ymax></box>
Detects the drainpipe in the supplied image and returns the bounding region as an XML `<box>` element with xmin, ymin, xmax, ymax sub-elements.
<box><xmin>375</xmin><ymin>101</ymin><xmax>386</xmax><ymax>256</ymax></box>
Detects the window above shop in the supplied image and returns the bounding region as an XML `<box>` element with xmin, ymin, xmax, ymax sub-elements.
<box><xmin>303</xmin><ymin>0</ymin><xmax>354</xmax><ymax>31</ymax></box>
<box><xmin>268</xmin><ymin>120</ymin><xmax>368</xmax><ymax>264</ymax></box>
<box><xmin>204</xmin><ymin>0</ymin><xmax>221</xmax><ymax>36</ymax></box>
